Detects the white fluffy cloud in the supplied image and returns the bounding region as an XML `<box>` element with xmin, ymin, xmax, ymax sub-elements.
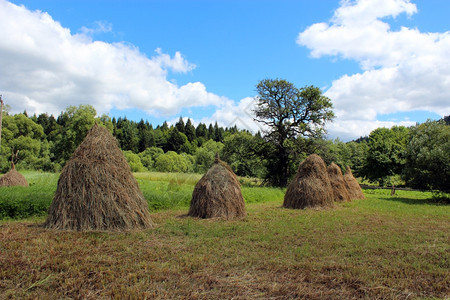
<box><xmin>0</xmin><ymin>0</ymin><xmax>225</xmax><ymax>116</ymax></box>
<box><xmin>201</xmin><ymin>97</ymin><xmax>266</xmax><ymax>133</ymax></box>
<box><xmin>298</xmin><ymin>0</ymin><xmax>450</xmax><ymax>140</ymax></box>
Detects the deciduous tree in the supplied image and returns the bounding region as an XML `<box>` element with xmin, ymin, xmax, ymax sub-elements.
<box><xmin>253</xmin><ymin>79</ymin><xmax>334</xmax><ymax>187</ymax></box>
<box><xmin>404</xmin><ymin>120</ymin><xmax>449</xmax><ymax>192</ymax></box>
<box><xmin>362</xmin><ymin>126</ymin><xmax>409</xmax><ymax>185</ymax></box>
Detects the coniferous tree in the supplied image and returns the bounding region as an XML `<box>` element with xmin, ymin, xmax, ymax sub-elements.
<box><xmin>175</xmin><ymin>117</ymin><xmax>185</xmax><ymax>134</ymax></box>
<box><xmin>207</xmin><ymin>124</ymin><xmax>214</xmax><ymax>140</ymax></box>
<box><xmin>184</xmin><ymin>118</ymin><xmax>196</xmax><ymax>142</ymax></box>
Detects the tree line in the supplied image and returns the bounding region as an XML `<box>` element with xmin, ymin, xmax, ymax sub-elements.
<box><xmin>1</xmin><ymin>79</ymin><xmax>448</xmax><ymax>193</ymax></box>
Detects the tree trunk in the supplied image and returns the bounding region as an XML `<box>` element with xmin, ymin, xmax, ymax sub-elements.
<box><xmin>277</xmin><ymin>145</ymin><xmax>289</xmax><ymax>187</ymax></box>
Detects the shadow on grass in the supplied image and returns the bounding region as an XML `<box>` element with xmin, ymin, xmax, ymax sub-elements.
<box><xmin>382</xmin><ymin>196</ymin><xmax>449</xmax><ymax>206</ymax></box>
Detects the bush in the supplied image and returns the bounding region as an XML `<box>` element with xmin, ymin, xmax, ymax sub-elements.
<box><xmin>222</xmin><ymin>132</ymin><xmax>265</xmax><ymax>178</ymax></box>
<box><xmin>0</xmin><ymin>193</ymin><xmax>50</xmax><ymax>219</ymax></box>
<box><xmin>194</xmin><ymin>140</ymin><xmax>223</xmax><ymax>173</ymax></box>
<box><xmin>155</xmin><ymin>151</ymin><xmax>193</xmax><ymax>173</ymax></box>
<box><xmin>0</xmin><ymin>172</ymin><xmax>57</xmax><ymax>219</ymax></box>
<box><xmin>123</xmin><ymin>150</ymin><xmax>147</xmax><ymax>172</ymax></box>
<box><xmin>194</xmin><ymin>147</ymin><xmax>215</xmax><ymax>173</ymax></box>
<box><xmin>139</xmin><ymin>147</ymin><xmax>164</xmax><ymax>170</ymax></box>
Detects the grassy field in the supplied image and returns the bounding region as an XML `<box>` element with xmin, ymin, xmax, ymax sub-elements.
<box><xmin>0</xmin><ymin>172</ymin><xmax>449</xmax><ymax>299</ymax></box>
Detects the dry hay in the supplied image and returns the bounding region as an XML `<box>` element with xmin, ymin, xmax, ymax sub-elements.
<box><xmin>283</xmin><ymin>154</ymin><xmax>334</xmax><ymax>209</ymax></box>
<box><xmin>327</xmin><ymin>162</ymin><xmax>351</xmax><ymax>202</ymax></box>
<box><xmin>343</xmin><ymin>166</ymin><xmax>366</xmax><ymax>200</ymax></box>
<box><xmin>188</xmin><ymin>155</ymin><xmax>246</xmax><ymax>219</ymax></box>
<box><xmin>0</xmin><ymin>164</ymin><xmax>29</xmax><ymax>187</ymax></box>
<box><xmin>44</xmin><ymin>123</ymin><xmax>152</xmax><ymax>231</ymax></box>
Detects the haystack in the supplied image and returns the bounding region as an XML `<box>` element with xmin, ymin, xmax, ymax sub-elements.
<box><xmin>44</xmin><ymin>123</ymin><xmax>152</xmax><ymax>231</ymax></box>
<box><xmin>188</xmin><ymin>154</ymin><xmax>246</xmax><ymax>219</ymax></box>
<box><xmin>283</xmin><ymin>154</ymin><xmax>334</xmax><ymax>209</ymax></box>
<box><xmin>327</xmin><ymin>162</ymin><xmax>351</xmax><ymax>202</ymax></box>
<box><xmin>0</xmin><ymin>164</ymin><xmax>29</xmax><ymax>187</ymax></box>
<box><xmin>343</xmin><ymin>166</ymin><xmax>365</xmax><ymax>200</ymax></box>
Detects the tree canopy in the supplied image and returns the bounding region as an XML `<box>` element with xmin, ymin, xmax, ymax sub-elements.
<box><xmin>361</xmin><ymin>126</ymin><xmax>409</xmax><ymax>185</ymax></box>
<box><xmin>253</xmin><ymin>79</ymin><xmax>334</xmax><ymax>186</ymax></box>
<box><xmin>404</xmin><ymin>120</ymin><xmax>450</xmax><ymax>192</ymax></box>
<box><xmin>1</xmin><ymin>101</ymin><xmax>448</xmax><ymax>193</ymax></box>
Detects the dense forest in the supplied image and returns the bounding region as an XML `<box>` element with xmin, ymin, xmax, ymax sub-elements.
<box><xmin>1</xmin><ymin>104</ymin><xmax>449</xmax><ymax>192</ymax></box>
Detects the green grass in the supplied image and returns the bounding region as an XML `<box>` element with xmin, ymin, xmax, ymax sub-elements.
<box><xmin>0</xmin><ymin>172</ymin><xmax>449</xmax><ymax>298</ymax></box>
<box><xmin>0</xmin><ymin>171</ymin><xmax>58</xmax><ymax>219</ymax></box>
<box><xmin>0</xmin><ymin>171</ymin><xmax>284</xmax><ymax>219</ymax></box>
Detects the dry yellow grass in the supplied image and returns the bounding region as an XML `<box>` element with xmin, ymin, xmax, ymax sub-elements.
<box><xmin>1</xmin><ymin>191</ymin><xmax>449</xmax><ymax>299</ymax></box>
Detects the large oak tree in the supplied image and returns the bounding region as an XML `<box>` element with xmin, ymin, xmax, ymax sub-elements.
<box><xmin>253</xmin><ymin>79</ymin><xmax>334</xmax><ymax>187</ymax></box>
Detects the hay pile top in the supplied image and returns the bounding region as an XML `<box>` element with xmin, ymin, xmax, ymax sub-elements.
<box><xmin>188</xmin><ymin>156</ymin><xmax>246</xmax><ymax>219</ymax></box>
<box><xmin>44</xmin><ymin>124</ymin><xmax>152</xmax><ymax>231</ymax></box>
<box><xmin>0</xmin><ymin>164</ymin><xmax>29</xmax><ymax>187</ymax></box>
<box><xmin>283</xmin><ymin>154</ymin><xmax>334</xmax><ymax>209</ymax></box>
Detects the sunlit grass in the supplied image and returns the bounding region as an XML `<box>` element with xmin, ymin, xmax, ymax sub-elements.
<box><xmin>1</xmin><ymin>171</ymin><xmax>284</xmax><ymax>218</ymax></box>
<box><xmin>1</xmin><ymin>191</ymin><xmax>448</xmax><ymax>299</ymax></box>
<box><xmin>134</xmin><ymin>171</ymin><xmax>202</xmax><ymax>185</ymax></box>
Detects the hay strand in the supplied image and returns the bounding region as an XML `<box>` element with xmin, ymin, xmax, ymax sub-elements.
<box><xmin>283</xmin><ymin>154</ymin><xmax>334</xmax><ymax>209</ymax></box>
<box><xmin>44</xmin><ymin>124</ymin><xmax>152</xmax><ymax>231</ymax></box>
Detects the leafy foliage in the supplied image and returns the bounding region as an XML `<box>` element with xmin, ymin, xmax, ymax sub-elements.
<box><xmin>362</xmin><ymin>126</ymin><xmax>409</xmax><ymax>185</ymax></box>
<box><xmin>123</xmin><ymin>150</ymin><xmax>147</xmax><ymax>172</ymax></box>
<box><xmin>253</xmin><ymin>79</ymin><xmax>334</xmax><ymax>186</ymax></box>
<box><xmin>194</xmin><ymin>140</ymin><xmax>224</xmax><ymax>173</ymax></box>
<box><xmin>0</xmin><ymin>113</ymin><xmax>48</xmax><ymax>172</ymax></box>
<box><xmin>155</xmin><ymin>151</ymin><xmax>194</xmax><ymax>173</ymax></box>
<box><xmin>1</xmin><ymin>102</ymin><xmax>448</xmax><ymax>193</ymax></box>
<box><xmin>221</xmin><ymin>131</ymin><xmax>265</xmax><ymax>178</ymax></box>
<box><xmin>52</xmin><ymin>105</ymin><xmax>97</xmax><ymax>165</ymax></box>
<box><xmin>138</xmin><ymin>147</ymin><xmax>163</xmax><ymax>170</ymax></box>
<box><xmin>404</xmin><ymin>120</ymin><xmax>450</xmax><ymax>192</ymax></box>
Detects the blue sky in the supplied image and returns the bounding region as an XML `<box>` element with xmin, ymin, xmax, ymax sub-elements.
<box><xmin>1</xmin><ymin>0</ymin><xmax>449</xmax><ymax>140</ymax></box>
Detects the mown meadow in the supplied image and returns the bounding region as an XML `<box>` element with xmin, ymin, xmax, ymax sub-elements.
<box><xmin>0</xmin><ymin>171</ymin><xmax>449</xmax><ymax>299</ymax></box>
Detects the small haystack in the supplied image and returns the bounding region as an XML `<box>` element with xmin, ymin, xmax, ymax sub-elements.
<box><xmin>44</xmin><ymin>124</ymin><xmax>152</xmax><ymax>231</ymax></box>
<box><xmin>0</xmin><ymin>163</ymin><xmax>29</xmax><ymax>187</ymax></box>
<box><xmin>188</xmin><ymin>154</ymin><xmax>246</xmax><ymax>219</ymax></box>
<box><xmin>327</xmin><ymin>162</ymin><xmax>351</xmax><ymax>202</ymax></box>
<box><xmin>343</xmin><ymin>166</ymin><xmax>365</xmax><ymax>200</ymax></box>
<box><xmin>283</xmin><ymin>154</ymin><xmax>334</xmax><ymax>209</ymax></box>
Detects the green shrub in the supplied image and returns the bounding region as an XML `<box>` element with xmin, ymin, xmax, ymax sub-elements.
<box><xmin>0</xmin><ymin>192</ymin><xmax>50</xmax><ymax>219</ymax></box>
<box><xmin>194</xmin><ymin>140</ymin><xmax>224</xmax><ymax>173</ymax></box>
<box><xmin>0</xmin><ymin>172</ymin><xmax>57</xmax><ymax>219</ymax></box>
<box><xmin>123</xmin><ymin>150</ymin><xmax>147</xmax><ymax>172</ymax></box>
<box><xmin>139</xmin><ymin>147</ymin><xmax>164</xmax><ymax>170</ymax></box>
<box><xmin>155</xmin><ymin>151</ymin><xmax>193</xmax><ymax>173</ymax></box>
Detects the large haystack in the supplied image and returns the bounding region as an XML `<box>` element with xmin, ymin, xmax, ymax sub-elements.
<box><xmin>343</xmin><ymin>166</ymin><xmax>365</xmax><ymax>200</ymax></box>
<box><xmin>44</xmin><ymin>124</ymin><xmax>152</xmax><ymax>231</ymax></box>
<box><xmin>0</xmin><ymin>164</ymin><xmax>29</xmax><ymax>187</ymax></box>
<box><xmin>327</xmin><ymin>162</ymin><xmax>351</xmax><ymax>202</ymax></box>
<box><xmin>283</xmin><ymin>154</ymin><xmax>334</xmax><ymax>209</ymax></box>
<box><xmin>188</xmin><ymin>154</ymin><xmax>246</xmax><ymax>219</ymax></box>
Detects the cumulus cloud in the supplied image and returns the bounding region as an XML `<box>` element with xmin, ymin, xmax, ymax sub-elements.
<box><xmin>79</xmin><ymin>21</ymin><xmax>113</xmax><ymax>37</ymax></box>
<box><xmin>297</xmin><ymin>0</ymin><xmax>450</xmax><ymax>140</ymax></box>
<box><xmin>201</xmin><ymin>97</ymin><xmax>266</xmax><ymax>133</ymax></box>
<box><xmin>0</xmin><ymin>0</ymin><xmax>225</xmax><ymax>116</ymax></box>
